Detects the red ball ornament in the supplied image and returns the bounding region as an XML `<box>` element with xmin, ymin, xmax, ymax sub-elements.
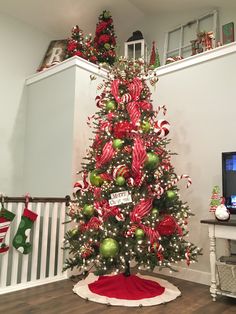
<box><xmin>157</xmin><ymin>215</ymin><xmax>177</xmax><ymax>236</ymax></box>
<box><xmin>113</xmin><ymin>121</ymin><xmax>133</xmax><ymax>139</ymax></box>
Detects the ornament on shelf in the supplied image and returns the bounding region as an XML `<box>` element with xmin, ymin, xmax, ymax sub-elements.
<box><xmin>149</xmin><ymin>41</ymin><xmax>160</xmax><ymax>69</ymax></box>
<box><xmin>93</xmin><ymin>10</ymin><xmax>117</xmax><ymax>66</ymax></box>
<box><xmin>165</xmin><ymin>56</ymin><xmax>183</xmax><ymax>64</ymax></box>
<box><xmin>124</xmin><ymin>30</ymin><xmax>147</xmax><ymax>62</ymax></box>
<box><xmin>209</xmin><ymin>185</ymin><xmax>221</xmax><ymax>212</ymax></box>
<box><xmin>190</xmin><ymin>31</ymin><xmax>215</xmax><ymax>56</ymax></box>
<box><xmin>66</xmin><ymin>25</ymin><xmax>98</xmax><ymax>64</ymax></box>
<box><xmin>215</xmin><ymin>198</ymin><xmax>230</xmax><ymax>221</ymax></box>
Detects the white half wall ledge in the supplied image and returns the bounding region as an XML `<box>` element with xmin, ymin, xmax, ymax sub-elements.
<box><xmin>25</xmin><ymin>56</ymin><xmax>108</xmax><ymax>86</ymax></box>
<box><xmin>156</xmin><ymin>41</ymin><xmax>236</xmax><ymax>77</ymax></box>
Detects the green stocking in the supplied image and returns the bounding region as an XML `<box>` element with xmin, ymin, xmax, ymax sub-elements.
<box><xmin>13</xmin><ymin>207</ymin><xmax>38</xmax><ymax>254</ymax></box>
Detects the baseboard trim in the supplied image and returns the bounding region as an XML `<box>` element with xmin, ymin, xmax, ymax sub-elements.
<box><xmin>154</xmin><ymin>266</ymin><xmax>211</xmax><ymax>286</ymax></box>
<box><xmin>0</xmin><ymin>274</ymin><xmax>68</xmax><ymax>295</ymax></box>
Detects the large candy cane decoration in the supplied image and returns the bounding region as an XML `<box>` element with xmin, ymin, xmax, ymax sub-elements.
<box><xmin>165</xmin><ymin>174</ymin><xmax>192</xmax><ymax>190</ymax></box>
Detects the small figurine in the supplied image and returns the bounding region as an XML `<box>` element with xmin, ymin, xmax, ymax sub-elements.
<box><xmin>215</xmin><ymin>197</ymin><xmax>230</xmax><ymax>221</ymax></box>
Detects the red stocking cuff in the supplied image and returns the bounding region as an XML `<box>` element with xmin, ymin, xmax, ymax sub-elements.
<box><xmin>23</xmin><ymin>208</ymin><xmax>38</xmax><ymax>221</ymax></box>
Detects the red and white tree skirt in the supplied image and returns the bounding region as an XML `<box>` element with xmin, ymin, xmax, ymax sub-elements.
<box><xmin>73</xmin><ymin>273</ymin><xmax>181</xmax><ymax>307</ymax></box>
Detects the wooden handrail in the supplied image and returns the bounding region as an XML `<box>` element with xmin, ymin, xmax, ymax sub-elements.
<box><xmin>2</xmin><ymin>195</ymin><xmax>71</xmax><ymax>206</ymax></box>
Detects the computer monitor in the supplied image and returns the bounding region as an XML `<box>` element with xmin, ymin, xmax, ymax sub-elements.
<box><xmin>222</xmin><ymin>152</ymin><xmax>236</xmax><ymax>214</ymax></box>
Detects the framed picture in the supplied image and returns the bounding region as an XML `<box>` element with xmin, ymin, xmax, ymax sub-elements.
<box><xmin>37</xmin><ymin>39</ymin><xmax>67</xmax><ymax>71</ymax></box>
<box><xmin>222</xmin><ymin>22</ymin><xmax>234</xmax><ymax>45</ymax></box>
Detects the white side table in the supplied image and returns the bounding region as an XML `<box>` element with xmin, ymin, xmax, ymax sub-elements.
<box><xmin>201</xmin><ymin>219</ymin><xmax>236</xmax><ymax>301</ymax></box>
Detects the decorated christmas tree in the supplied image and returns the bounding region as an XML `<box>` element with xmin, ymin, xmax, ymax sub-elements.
<box><xmin>66</xmin><ymin>25</ymin><xmax>98</xmax><ymax>64</ymax></box>
<box><xmin>149</xmin><ymin>41</ymin><xmax>161</xmax><ymax>69</ymax></box>
<box><xmin>64</xmin><ymin>58</ymin><xmax>201</xmax><ymax>277</ymax></box>
<box><xmin>93</xmin><ymin>10</ymin><xmax>117</xmax><ymax>66</ymax></box>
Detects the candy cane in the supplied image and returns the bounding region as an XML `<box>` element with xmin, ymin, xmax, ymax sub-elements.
<box><xmin>155</xmin><ymin>105</ymin><xmax>167</xmax><ymax>116</ymax></box>
<box><xmin>87</xmin><ymin>114</ymin><xmax>95</xmax><ymax>127</ymax></box>
<box><xmin>165</xmin><ymin>174</ymin><xmax>192</xmax><ymax>190</ymax></box>
<box><xmin>97</xmin><ymin>83</ymin><xmax>103</xmax><ymax>90</ymax></box>
<box><xmin>185</xmin><ymin>247</ymin><xmax>190</xmax><ymax>266</ymax></box>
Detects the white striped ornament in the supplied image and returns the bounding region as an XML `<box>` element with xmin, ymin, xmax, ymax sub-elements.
<box><xmin>154</xmin><ymin>119</ymin><xmax>170</xmax><ymax>138</ymax></box>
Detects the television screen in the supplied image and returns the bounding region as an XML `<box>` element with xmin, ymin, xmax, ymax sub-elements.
<box><xmin>222</xmin><ymin>152</ymin><xmax>236</xmax><ymax>214</ymax></box>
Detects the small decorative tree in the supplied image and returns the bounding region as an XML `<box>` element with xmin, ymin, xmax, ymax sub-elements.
<box><xmin>93</xmin><ymin>10</ymin><xmax>117</xmax><ymax>66</ymax></box>
<box><xmin>149</xmin><ymin>41</ymin><xmax>160</xmax><ymax>69</ymax></box>
<box><xmin>209</xmin><ymin>185</ymin><xmax>221</xmax><ymax>212</ymax></box>
<box><xmin>66</xmin><ymin>25</ymin><xmax>98</xmax><ymax>64</ymax></box>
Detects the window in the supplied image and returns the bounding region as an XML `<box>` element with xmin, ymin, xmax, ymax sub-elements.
<box><xmin>163</xmin><ymin>10</ymin><xmax>219</xmax><ymax>63</ymax></box>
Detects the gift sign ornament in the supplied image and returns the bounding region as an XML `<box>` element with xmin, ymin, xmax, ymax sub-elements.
<box><xmin>109</xmin><ymin>191</ymin><xmax>132</xmax><ymax>206</ymax></box>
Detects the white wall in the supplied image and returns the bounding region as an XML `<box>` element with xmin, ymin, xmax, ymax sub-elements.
<box><xmin>151</xmin><ymin>50</ymin><xmax>236</xmax><ymax>279</ymax></box>
<box><xmin>134</xmin><ymin>6</ymin><xmax>236</xmax><ymax>65</ymax></box>
<box><xmin>0</xmin><ymin>13</ymin><xmax>51</xmax><ymax>195</ymax></box>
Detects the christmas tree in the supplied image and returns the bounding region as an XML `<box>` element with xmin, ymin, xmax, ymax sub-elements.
<box><xmin>64</xmin><ymin>58</ymin><xmax>201</xmax><ymax>276</ymax></box>
<box><xmin>93</xmin><ymin>10</ymin><xmax>117</xmax><ymax>66</ymax></box>
<box><xmin>149</xmin><ymin>41</ymin><xmax>161</xmax><ymax>69</ymax></box>
<box><xmin>66</xmin><ymin>25</ymin><xmax>98</xmax><ymax>64</ymax></box>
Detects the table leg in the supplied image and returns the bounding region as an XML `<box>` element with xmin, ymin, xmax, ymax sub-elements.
<box><xmin>209</xmin><ymin>235</ymin><xmax>217</xmax><ymax>301</ymax></box>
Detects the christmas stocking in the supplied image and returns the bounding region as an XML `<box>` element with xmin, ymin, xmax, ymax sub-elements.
<box><xmin>13</xmin><ymin>207</ymin><xmax>38</xmax><ymax>254</ymax></box>
<box><xmin>0</xmin><ymin>208</ymin><xmax>15</xmax><ymax>253</ymax></box>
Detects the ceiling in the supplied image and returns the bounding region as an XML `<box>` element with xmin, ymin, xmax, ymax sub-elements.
<box><xmin>0</xmin><ymin>0</ymin><xmax>236</xmax><ymax>38</ymax></box>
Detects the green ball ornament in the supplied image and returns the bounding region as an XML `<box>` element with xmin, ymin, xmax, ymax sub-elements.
<box><xmin>70</xmin><ymin>228</ymin><xmax>78</xmax><ymax>236</ymax></box>
<box><xmin>135</xmin><ymin>228</ymin><xmax>145</xmax><ymax>239</ymax></box>
<box><xmin>105</xmin><ymin>100</ymin><xmax>116</xmax><ymax>112</ymax></box>
<box><xmin>145</xmin><ymin>152</ymin><xmax>160</xmax><ymax>170</ymax></box>
<box><xmin>99</xmin><ymin>238</ymin><xmax>119</xmax><ymax>258</ymax></box>
<box><xmin>104</xmin><ymin>43</ymin><xmax>110</xmax><ymax>50</ymax></box>
<box><xmin>112</xmin><ymin>138</ymin><xmax>124</xmax><ymax>149</ymax></box>
<box><xmin>115</xmin><ymin>176</ymin><xmax>125</xmax><ymax>186</ymax></box>
<box><xmin>151</xmin><ymin>207</ymin><xmax>159</xmax><ymax>216</ymax></box>
<box><xmin>82</xmin><ymin>204</ymin><xmax>94</xmax><ymax>217</ymax></box>
<box><xmin>90</xmin><ymin>170</ymin><xmax>104</xmax><ymax>187</ymax></box>
<box><xmin>166</xmin><ymin>190</ymin><xmax>177</xmax><ymax>200</ymax></box>
<box><xmin>141</xmin><ymin>120</ymin><xmax>151</xmax><ymax>133</ymax></box>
